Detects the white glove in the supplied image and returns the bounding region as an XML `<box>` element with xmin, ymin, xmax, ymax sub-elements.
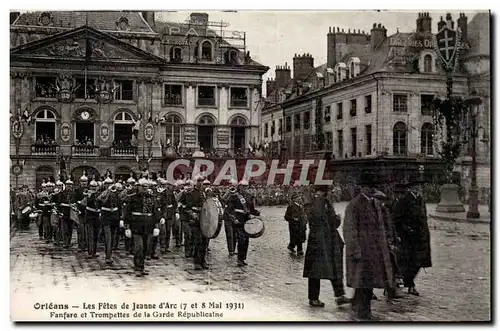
<box><xmin>160</xmin><ymin>218</ymin><xmax>165</xmax><ymax>225</ymax></box>
<box><xmin>119</xmin><ymin>220</ymin><xmax>124</xmax><ymax>228</ymax></box>
<box><xmin>125</xmin><ymin>229</ymin><xmax>132</xmax><ymax>238</ymax></box>
<box><xmin>153</xmin><ymin>228</ymin><xmax>160</xmax><ymax>237</ymax></box>
<box><xmin>175</xmin><ymin>213</ymin><xmax>180</xmax><ymax>220</ymax></box>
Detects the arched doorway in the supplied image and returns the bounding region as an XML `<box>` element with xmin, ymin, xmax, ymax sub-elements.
<box><xmin>197</xmin><ymin>114</ymin><xmax>216</xmax><ymax>151</ymax></box>
<box><xmin>115</xmin><ymin>166</ymin><xmax>132</xmax><ymax>181</ymax></box>
<box><xmin>229</xmin><ymin>116</ymin><xmax>247</xmax><ymax>151</ymax></box>
<box><xmin>71</xmin><ymin>166</ymin><xmax>100</xmax><ymax>182</ymax></box>
<box><xmin>35</xmin><ymin>165</ymin><xmax>54</xmax><ymax>190</ymax></box>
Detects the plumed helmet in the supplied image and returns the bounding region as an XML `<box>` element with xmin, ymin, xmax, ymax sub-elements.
<box><xmin>239</xmin><ymin>179</ymin><xmax>249</xmax><ymax>186</ymax></box>
<box><xmin>203</xmin><ymin>179</ymin><xmax>211</xmax><ymax>185</ymax></box>
<box><xmin>80</xmin><ymin>175</ymin><xmax>88</xmax><ymax>182</ymax></box>
<box><xmin>127</xmin><ymin>177</ymin><xmax>136</xmax><ymax>184</ymax></box>
<box><xmin>104</xmin><ymin>177</ymin><xmax>114</xmax><ymax>184</ymax></box>
<box><xmin>65</xmin><ymin>179</ymin><xmax>74</xmax><ymax>185</ymax></box>
<box><xmin>89</xmin><ymin>180</ymin><xmax>98</xmax><ymax>187</ymax></box>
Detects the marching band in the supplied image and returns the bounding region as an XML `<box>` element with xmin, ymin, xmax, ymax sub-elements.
<box><xmin>13</xmin><ymin>169</ymin><xmax>264</xmax><ymax>277</ymax></box>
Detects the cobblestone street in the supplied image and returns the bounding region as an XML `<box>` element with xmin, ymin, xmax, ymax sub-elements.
<box><xmin>10</xmin><ymin>203</ymin><xmax>491</xmax><ymax>321</ymax></box>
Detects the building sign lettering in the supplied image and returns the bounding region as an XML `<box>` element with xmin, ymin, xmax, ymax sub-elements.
<box><xmin>164</xmin><ymin>26</ymin><xmax>245</xmax><ymax>39</ymax></box>
<box><xmin>388</xmin><ymin>37</ymin><xmax>470</xmax><ymax>50</ymax></box>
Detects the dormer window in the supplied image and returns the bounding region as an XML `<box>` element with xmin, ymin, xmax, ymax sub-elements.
<box><xmin>117</xmin><ymin>17</ymin><xmax>129</xmax><ymax>31</ymax></box>
<box><xmin>39</xmin><ymin>12</ymin><xmax>52</xmax><ymax>26</ymax></box>
<box><xmin>170</xmin><ymin>47</ymin><xmax>182</xmax><ymax>61</ymax></box>
<box><xmin>226</xmin><ymin>49</ymin><xmax>239</xmax><ymax>65</ymax></box>
<box><xmin>201</xmin><ymin>40</ymin><xmax>213</xmax><ymax>61</ymax></box>
<box><xmin>350</xmin><ymin>62</ymin><xmax>355</xmax><ymax>78</ymax></box>
<box><xmin>420</xmin><ymin>51</ymin><xmax>436</xmax><ymax>73</ymax></box>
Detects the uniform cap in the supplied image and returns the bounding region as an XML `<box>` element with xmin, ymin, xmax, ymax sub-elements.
<box><xmin>104</xmin><ymin>177</ymin><xmax>114</xmax><ymax>184</ymax></box>
<box><xmin>89</xmin><ymin>180</ymin><xmax>98</xmax><ymax>187</ymax></box>
<box><xmin>80</xmin><ymin>175</ymin><xmax>88</xmax><ymax>181</ymax></box>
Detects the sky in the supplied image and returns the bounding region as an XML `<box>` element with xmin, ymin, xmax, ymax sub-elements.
<box><xmin>157</xmin><ymin>10</ymin><xmax>483</xmax><ymax>91</ymax></box>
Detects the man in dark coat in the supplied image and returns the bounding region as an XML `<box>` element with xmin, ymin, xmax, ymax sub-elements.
<box><xmin>391</xmin><ymin>175</ymin><xmax>432</xmax><ymax>296</ymax></box>
<box><xmin>303</xmin><ymin>185</ymin><xmax>351</xmax><ymax>308</ymax></box>
<box><xmin>344</xmin><ymin>172</ymin><xmax>393</xmax><ymax>320</ymax></box>
<box><xmin>284</xmin><ymin>192</ymin><xmax>307</xmax><ymax>255</ymax></box>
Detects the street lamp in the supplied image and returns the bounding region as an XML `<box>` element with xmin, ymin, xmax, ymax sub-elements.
<box><xmin>465</xmin><ymin>91</ymin><xmax>482</xmax><ymax>219</ymax></box>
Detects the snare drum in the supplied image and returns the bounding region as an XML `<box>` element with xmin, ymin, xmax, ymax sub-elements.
<box><xmin>244</xmin><ymin>217</ymin><xmax>265</xmax><ymax>238</ymax></box>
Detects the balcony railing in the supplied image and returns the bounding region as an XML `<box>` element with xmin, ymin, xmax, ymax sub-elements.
<box><xmin>111</xmin><ymin>146</ymin><xmax>137</xmax><ymax>156</ymax></box>
<box><xmin>230</xmin><ymin>98</ymin><xmax>248</xmax><ymax>107</ymax></box>
<box><xmin>72</xmin><ymin>145</ymin><xmax>99</xmax><ymax>156</ymax></box>
<box><xmin>198</xmin><ymin>97</ymin><xmax>216</xmax><ymax>106</ymax></box>
<box><xmin>164</xmin><ymin>95</ymin><xmax>182</xmax><ymax>106</ymax></box>
<box><xmin>31</xmin><ymin>144</ymin><xmax>60</xmax><ymax>155</ymax></box>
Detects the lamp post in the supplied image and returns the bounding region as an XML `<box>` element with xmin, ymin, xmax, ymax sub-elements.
<box><xmin>465</xmin><ymin>91</ymin><xmax>482</xmax><ymax>219</ymax></box>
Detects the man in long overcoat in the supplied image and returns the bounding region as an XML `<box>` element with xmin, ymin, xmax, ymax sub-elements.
<box><xmin>343</xmin><ymin>172</ymin><xmax>393</xmax><ymax>320</ymax></box>
<box><xmin>284</xmin><ymin>192</ymin><xmax>307</xmax><ymax>255</ymax></box>
<box><xmin>391</xmin><ymin>175</ymin><xmax>432</xmax><ymax>296</ymax></box>
<box><xmin>303</xmin><ymin>185</ymin><xmax>351</xmax><ymax>308</ymax></box>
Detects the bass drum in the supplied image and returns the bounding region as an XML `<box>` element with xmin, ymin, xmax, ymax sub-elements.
<box><xmin>244</xmin><ymin>217</ymin><xmax>265</xmax><ymax>238</ymax></box>
<box><xmin>200</xmin><ymin>197</ymin><xmax>224</xmax><ymax>239</ymax></box>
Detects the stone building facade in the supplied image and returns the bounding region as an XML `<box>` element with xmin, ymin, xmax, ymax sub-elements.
<box><xmin>10</xmin><ymin>11</ymin><xmax>269</xmax><ymax>188</ymax></box>
<box><xmin>261</xmin><ymin>12</ymin><xmax>490</xmax><ymax>192</ymax></box>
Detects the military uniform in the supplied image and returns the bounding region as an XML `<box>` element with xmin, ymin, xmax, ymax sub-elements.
<box><xmin>85</xmin><ymin>181</ymin><xmax>101</xmax><ymax>258</ymax></box>
<box><xmin>123</xmin><ymin>178</ymin><xmax>161</xmax><ymax>276</ymax></box>
<box><xmin>97</xmin><ymin>178</ymin><xmax>122</xmax><ymax>264</ymax></box>
<box><xmin>226</xmin><ymin>180</ymin><xmax>260</xmax><ymax>266</ymax></box>
<box><xmin>178</xmin><ymin>184</ymin><xmax>194</xmax><ymax>258</ymax></box>
<box><xmin>284</xmin><ymin>194</ymin><xmax>307</xmax><ymax>254</ymax></box>
<box><xmin>72</xmin><ymin>175</ymin><xmax>89</xmax><ymax>252</ymax></box>
<box><xmin>154</xmin><ymin>179</ymin><xmax>178</xmax><ymax>254</ymax></box>
<box><xmin>15</xmin><ymin>186</ymin><xmax>33</xmax><ymax>230</ymax></box>
<box><xmin>56</xmin><ymin>180</ymin><xmax>75</xmax><ymax>248</ymax></box>
<box><xmin>188</xmin><ymin>177</ymin><xmax>208</xmax><ymax>270</ymax></box>
<box><xmin>222</xmin><ymin>180</ymin><xmax>238</xmax><ymax>256</ymax></box>
<box><xmin>37</xmin><ymin>183</ymin><xmax>54</xmax><ymax>242</ymax></box>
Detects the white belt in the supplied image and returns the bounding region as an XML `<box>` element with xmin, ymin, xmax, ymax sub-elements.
<box><xmin>234</xmin><ymin>209</ymin><xmax>247</xmax><ymax>214</ymax></box>
<box><xmin>192</xmin><ymin>207</ymin><xmax>200</xmax><ymax>211</ymax></box>
<box><xmin>167</xmin><ymin>205</ymin><xmax>173</xmax><ymax>208</ymax></box>
<box><xmin>132</xmin><ymin>212</ymin><xmax>152</xmax><ymax>217</ymax></box>
<box><xmin>86</xmin><ymin>207</ymin><xmax>100</xmax><ymax>212</ymax></box>
<box><xmin>101</xmin><ymin>207</ymin><xmax>118</xmax><ymax>212</ymax></box>
<box><xmin>60</xmin><ymin>203</ymin><xmax>71</xmax><ymax>207</ymax></box>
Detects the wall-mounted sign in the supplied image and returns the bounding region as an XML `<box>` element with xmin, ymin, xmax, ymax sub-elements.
<box><xmin>11</xmin><ymin>163</ymin><xmax>23</xmax><ymax>176</ymax></box>
<box><xmin>144</xmin><ymin>123</ymin><xmax>155</xmax><ymax>142</ymax></box>
<box><xmin>100</xmin><ymin>123</ymin><xmax>110</xmax><ymax>142</ymax></box>
<box><xmin>389</xmin><ymin>35</ymin><xmax>470</xmax><ymax>50</ymax></box>
<box><xmin>11</xmin><ymin>121</ymin><xmax>24</xmax><ymax>139</ymax></box>
<box><xmin>163</xmin><ymin>26</ymin><xmax>245</xmax><ymax>39</ymax></box>
<box><xmin>57</xmin><ymin>89</ymin><xmax>74</xmax><ymax>103</ymax></box>
<box><xmin>60</xmin><ymin>122</ymin><xmax>71</xmax><ymax>142</ymax></box>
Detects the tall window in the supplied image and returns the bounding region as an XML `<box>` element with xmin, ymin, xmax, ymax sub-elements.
<box><xmin>201</xmin><ymin>41</ymin><xmax>213</xmax><ymax>60</ymax></box>
<box><xmin>337</xmin><ymin>129</ymin><xmax>343</xmax><ymax>158</ymax></box>
<box><xmin>230</xmin><ymin>87</ymin><xmax>248</xmax><ymax>107</ymax></box>
<box><xmin>421</xmin><ymin>123</ymin><xmax>434</xmax><ymax>155</ymax></box>
<box><xmin>365</xmin><ymin>95</ymin><xmax>372</xmax><ymax>113</ymax></box>
<box><xmin>393</xmin><ymin>122</ymin><xmax>408</xmax><ymax>156</ymax></box>
<box><xmin>294</xmin><ymin>114</ymin><xmax>301</xmax><ymax>130</ymax></box>
<box><xmin>393</xmin><ymin>94</ymin><xmax>408</xmax><ymax>113</ymax></box>
<box><xmin>35</xmin><ymin>77</ymin><xmax>57</xmax><ymax>98</ymax></box>
<box><xmin>424</xmin><ymin>54</ymin><xmax>432</xmax><ymax>73</ymax></box>
<box><xmin>324</xmin><ymin>106</ymin><xmax>331</xmax><ymax>123</ymax></box>
<box><xmin>114</xmin><ymin>80</ymin><xmax>134</xmax><ymax>101</ymax></box>
<box><xmin>285</xmin><ymin>116</ymin><xmax>292</xmax><ymax>132</ymax></box>
<box><xmin>337</xmin><ymin>102</ymin><xmax>343</xmax><ymax>120</ymax></box>
<box><xmin>75</xmin><ymin>78</ymin><xmax>97</xmax><ymax>99</ymax></box>
<box><xmin>165</xmin><ymin>114</ymin><xmax>182</xmax><ymax>147</ymax></box>
<box><xmin>421</xmin><ymin>94</ymin><xmax>434</xmax><ymax>116</ymax></box>
<box><xmin>278</xmin><ymin>118</ymin><xmax>283</xmax><ymax>135</ymax></box>
<box><xmin>113</xmin><ymin>111</ymin><xmax>134</xmax><ymax>146</ymax></box>
<box><xmin>271</xmin><ymin>121</ymin><xmax>276</xmax><ymax>136</ymax></box>
<box><xmin>197</xmin><ymin>86</ymin><xmax>216</xmax><ymax>106</ymax></box>
<box><xmin>264</xmin><ymin>123</ymin><xmax>269</xmax><ymax>138</ymax></box>
<box><xmin>34</xmin><ymin>109</ymin><xmax>57</xmax><ymax>144</ymax></box>
<box><xmin>351</xmin><ymin>62</ymin><xmax>355</xmax><ymax>78</ymax></box>
<box><xmin>164</xmin><ymin>84</ymin><xmax>183</xmax><ymax>106</ymax></box>
<box><xmin>350</xmin><ymin>127</ymin><xmax>357</xmax><ymax>156</ymax></box>
<box><xmin>304</xmin><ymin>111</ymin><xmax>311</xmax><ymax>130</ymax></box>
<box><xmin>325</xmin><ymin>131</ymin><xmax>333</xmax><ymax>150</ymax></box>
<box><xmin>170</xmin><ymin>47</ymin><xmax>182</xmax><ymax>61</ymax></box>
<box><xmin>350</xmin><ymin>99</ymin><xmax>357</xmax><ymax>117</ymax></box>
<box><xmin>365</xmin><ymin>125</ymin><xmax>372</xmax><ymax>155</ymax></box>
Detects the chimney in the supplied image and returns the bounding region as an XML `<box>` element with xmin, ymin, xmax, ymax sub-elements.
<box><xmin>266</xmin><ymin>78</ymin><xmax>277</xmax><ymax>98</ymax></box>
<box><xmin>10</xmin><ymin>11</ymin><xmax>20</xmax><ymax>24</ymax></box>
<box><xmin>438</xmin><ymin>16</ymin><xmax>446</xmax><ymax>31</ymax></box>
<box><xmin>370</xmin><ymin>23</ymin><xmax>387</xmax><ymax>51</ymax></box>
<box><xmin>293</xmin><ymin>53</ymin><xmax>314</xmax><ymax>81</ymax></box>
<box><xmin>421</xmin><ymin>12</ymin><xmax>432</xmax><ymax>33</ymax></box>
<box><xmin>142</xmin><ymin>11</ymin><xmax>155</xmax><ymax>29</ymax></box>
<box><xmin>416</xmin><ymin>13</ymin><xmax>423</xmax><ymax>33</ymax></box>
<box><xmin>190</xmin><ymin>12</ymin><xmax>209</xmax><ymax>28</ymax></box>
<box><xmin>327</xmin><ymin>26</ymin><xmax>336</xmax><ymax>69</ymax></box>
<box><xmin>275</xmin><ymin>63</ymin><xmax>291</xmax><ymax>89</ymax></box>
<box><xmin>446</xmin><ymin>13</ymin><xmax>454</xmax><ymax>30</ymax></box>
<box><xmin>457</xmin><ymin>13</ymin><xmax>468</xmax><ymax>40</ymax></box>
